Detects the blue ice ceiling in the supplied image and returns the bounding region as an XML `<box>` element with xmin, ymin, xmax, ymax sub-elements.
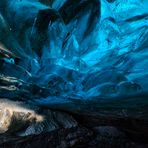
<box><xmin>0</xmin><ymin>0</ymin><xmax>148</xmax><ymax>103</ymax></box>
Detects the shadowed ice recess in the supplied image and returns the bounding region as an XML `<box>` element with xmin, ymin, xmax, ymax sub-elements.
<box><xmin>0</xmin><ymin>0</ymin><xmax>148</xmax><ymax>112</ymax></box>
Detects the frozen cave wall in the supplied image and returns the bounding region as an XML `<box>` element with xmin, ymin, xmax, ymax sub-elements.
<box><xmin>0</xmin><ymin>0</ymin><xmax>148</xmax><ymax>104</ymax></box>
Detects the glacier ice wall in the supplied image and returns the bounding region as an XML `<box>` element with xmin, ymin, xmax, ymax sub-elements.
<box><xmin>0</xmin><ymin>0</ymin><xmax>148</xmax><ymax>102</ymax></box>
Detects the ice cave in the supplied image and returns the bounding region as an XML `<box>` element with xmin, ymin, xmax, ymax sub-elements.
<box><xmin>0</xmin><ymin>0</ymin><xmax>148</xmax><ymax>147</ymax></box>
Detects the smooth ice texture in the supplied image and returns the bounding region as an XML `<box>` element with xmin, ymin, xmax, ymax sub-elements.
<box><xmin>0</xmin><ymin>0</ymin><xmax>148</xmax><ymax>105</ymax></box>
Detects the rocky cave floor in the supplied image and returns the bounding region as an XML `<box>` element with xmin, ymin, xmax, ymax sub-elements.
<box><xmin>0</xmin><ymin>75</ymin><xmax>148</xmax><ymax>148</ymax></box>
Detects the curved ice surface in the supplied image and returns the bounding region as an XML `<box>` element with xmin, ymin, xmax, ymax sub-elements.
<box><xmin>0</xmin><ymin>0</ymin><xmax>148</xmax><ymax>102</ymax></box>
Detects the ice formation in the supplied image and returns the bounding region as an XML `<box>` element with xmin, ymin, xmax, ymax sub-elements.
<box><xmin>0</xmin><ymin>0</ymin><xmax>148</xmax><ymax>107</ymax></box>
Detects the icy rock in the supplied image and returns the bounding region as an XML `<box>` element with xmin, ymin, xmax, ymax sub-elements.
<box><xmin>0</xmin><ymin>99</ymin><xmax>77</xmax><ymax>136</ymax></box>
<box><xmin>0</xmin><ymin>99</ymin><xmax>42</xmax><ymax>134</ymax></box>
